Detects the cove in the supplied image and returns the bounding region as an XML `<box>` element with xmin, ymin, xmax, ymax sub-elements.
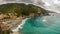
<box><xmin>19</xmin><ymin>13</ymin><xmax>60</xmax><ymax>34</ymax></box>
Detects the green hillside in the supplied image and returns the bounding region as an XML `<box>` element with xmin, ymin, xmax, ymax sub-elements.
<box><xmin>0</xmin><ymin>3</ymin><xmax>49</xmax><ymax>17</ymax></box>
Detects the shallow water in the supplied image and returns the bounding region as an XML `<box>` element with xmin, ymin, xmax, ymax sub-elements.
<box><xmin>19</xmin><ymin>13</ymin><xmax>60</xmax><ymax>34</ymax></box>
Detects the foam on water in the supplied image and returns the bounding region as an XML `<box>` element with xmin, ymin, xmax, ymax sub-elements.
<box><xmin>12</xmin><ymin>18</ymin><xmax>28</xmax><ymax>32</ymax></box>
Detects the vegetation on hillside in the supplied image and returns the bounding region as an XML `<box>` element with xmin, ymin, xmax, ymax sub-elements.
<box><xmin>0</xmin><ymin>3</ymin><xmax>49</xmax><ymax>17</ymax></box>
<box><xmin>0</xmin><ymin>3</ymin><xmax>49</xmax><ymax>34</ymax></box>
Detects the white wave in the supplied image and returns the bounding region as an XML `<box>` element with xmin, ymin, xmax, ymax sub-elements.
<box><xmin>43</xmin><ymin>16</ymin><xmax>48</xmax><ymax>23</ymax></box>
<box><xmin>12</xmin><ymin>18</ymin><xmax>28</xmax><ymax>32</ymax></box>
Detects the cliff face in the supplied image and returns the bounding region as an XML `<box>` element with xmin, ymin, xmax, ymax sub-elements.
<box><xmin>0</xmin><ymin>3</ymin><xmax>49</xmax><ymax>28</ymax></box>
<box><xmin>0</xmin><ymin>3</ymin><xmax>49</xmax><ymax>34</ymax></box>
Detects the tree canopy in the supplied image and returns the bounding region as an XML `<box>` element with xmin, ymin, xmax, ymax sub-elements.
<box><xmin>0</xmin><ymin>3</ymin><xmax>48</xmax><ymax>16</ymax></box>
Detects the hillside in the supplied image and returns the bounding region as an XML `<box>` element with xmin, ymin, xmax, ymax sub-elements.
<box><xmin>0</xmin><ymin>3</ymin><xmax>49</xmax><ymax>17</ymax></box>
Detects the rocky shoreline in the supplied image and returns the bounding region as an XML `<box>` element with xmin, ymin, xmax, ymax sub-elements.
<box><xmin>0</xmin><ymin>3</ymin><xmax>50</xmax><ymax>34</ymax></box>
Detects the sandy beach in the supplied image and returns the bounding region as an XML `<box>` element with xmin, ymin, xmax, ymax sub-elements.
<box><xmin>11</xmin><ymin>18</ymin><xmax>28</xmax><ymax>34</ymax></box>
<box><xmin>11</xmin><ymin>32</ymin><xmax>20</xmax><ymax>34</ymax></box>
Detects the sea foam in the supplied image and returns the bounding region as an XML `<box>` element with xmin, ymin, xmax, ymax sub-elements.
<box><xmin>12</xmin><ymin>18</ymin><xmax>28</xmax><ymax>32</ymax></box>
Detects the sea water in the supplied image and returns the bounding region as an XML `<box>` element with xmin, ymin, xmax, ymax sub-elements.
<box><xmin>19</xmin><ymin>13</ymin><xmax>60</xmax><ymax>34</ymax></box>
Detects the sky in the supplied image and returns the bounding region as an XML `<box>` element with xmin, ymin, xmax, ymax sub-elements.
<box><xmin>42</xmin><ymin>0</ymin><xmax>60</xmax><ymax>13</ymax></box>
<box><xmin>0</xmin><ymin>0</ymin><xmax>60</xmax><ymax>6</ymax></box>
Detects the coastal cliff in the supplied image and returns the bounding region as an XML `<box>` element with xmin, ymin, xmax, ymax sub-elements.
<box><xmin>0</xmin><ymin>3</ymin><xmax>49</xmax><ymax>34</ymax></box>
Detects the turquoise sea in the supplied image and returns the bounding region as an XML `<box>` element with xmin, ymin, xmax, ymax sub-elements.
<box><xmin>19</xmin><ymin>13</ymin><xmax>60</xmax><ymax>34</ymax></box>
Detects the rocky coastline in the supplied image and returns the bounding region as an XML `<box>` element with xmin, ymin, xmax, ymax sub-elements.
<box><xmin>0</xmin><ymin>3</ymin><xmax>50</xmax><ymax>34</ymax></box>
